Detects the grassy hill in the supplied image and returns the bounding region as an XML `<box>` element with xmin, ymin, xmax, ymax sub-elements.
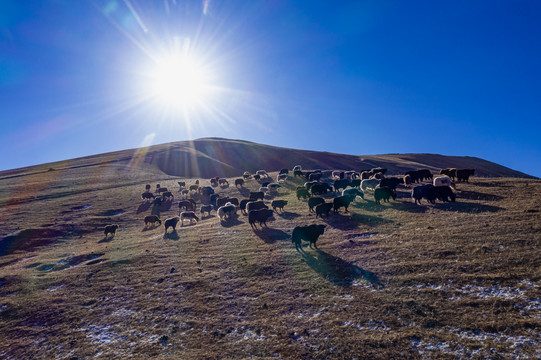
<box><xmin>0</xmin><ymin>137</ymin><xmax>535</xmax><ymax>182</ymax></box>
<box><xmin>0</xmin><ymin>139</ymin><xmax>539</xmax><ymax>359</ymax></box>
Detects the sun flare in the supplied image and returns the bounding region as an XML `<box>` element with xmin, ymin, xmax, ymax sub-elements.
<box><xmin>150</xmin><ymin>54</ymin><xmax>211</xmax><ymax>109</ymax></box>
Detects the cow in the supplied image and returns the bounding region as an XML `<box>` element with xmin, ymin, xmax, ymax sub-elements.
<box><xmin>333</xmin><ymin>179</ymin><xmax>351</xmax><ymax>193</ymax></box>
<box><xmin>235</xmin><ymin>178</ymin><xmax>245</xmax><ymax>187</ymax></box>
<box><xmin>249</xmin><ymin>191</ymin><xmax>264</xmax><ymax>201</ymax></box>
<box><xmin>178</xmin><ymin>200</ymin><xmax>195</xmax><ymax>212</ymax></box>
<box><xmin>412</xmin><ymin>184</ymin><xmax>435</xmax><ymax>205</ymax></box>
<box><xmin>104</xmin><ymin>224</ymin><xmax>119</xmax><ymax>237</ymax></box>
<box><xmin>239</xmin><ymin>199</ymin><xmax>251</xmax><ymax>215</ymax></box>
<box><xmin>433</xmin><ymin>175</ymin><xmax>453</xmax><ymax>188</ymax></box>
<box><xmin>164</xmin><ymin>217</ymin><xmax>180</xmax><ymax>233</ymax></box>
<box><xmin>180</xmin><ymin>211</ymin><xmax>199</xmax><ymax>226</ymax></box>
<box><xmin>315</xmin><ymin>202</ymin><xmax>333</xmax><ymax>218</ymax></box>
<box><xmin>379</xmin><ymin>177</ymin><xmax>402</xmax><ymax>190</ymax></box>
<box><xmin>457</xmin><ymin>169</ymin><xmax>475</xmax><ymax>183</ymax></box>
<box><xmin>342</xmin><ymin>188</ymin><xmax>364</xmax><ymax>199</ymax></box>
<box><xmin>308</xmin><ymin>197</ymin><xmax>325</xmax><ymax>212</ymax></box>
<box><xmin>310</xmin><ymin>183</ymin><xmax>333</xmax><ymax>195</ymax></box>
<box><xmin>361</xmin><ymin>178</ymin><xmax>380</xmax><ymax>191</ymax></box>
<box><xmin>333</xmin><ymin>194</ymin><xmax>356</xmax><ymax>214</ymax></box>
<box><xmin>246</xmin><ymin>200</ymin><xmax>268</xmax><ymax>213</ymax></box>
<box><xmin>440</xmin><ymin>168</ymin><xmax>457</xmax><ymax>180</ymax></box>
<box><xmin>296</xmin><ymin>188</ymin><xmax>310</xmax><ymax>200</ymax></box>
<box><xmin>248</xmin><ymin>209</ymin><xmax>274</xmax><ymax>229</ymax></box>
<box><xmin>217</xmin><ymin>203</ymin><xmax>237</xmax><ymax>221</ymax></box>
<box><xmin>144</xmin><ymin>215</ymin><xmax>161</xmax><ymax>227</ymax></box>
<box><xmin>292</xmin><ymin>224</ymin><xmax>326</xmax><ymax>250</ymax></box>
<box><xmin>141</xmin><ymin>192</ymin><xmax>155</xmax><ymax>201</ymax></box>
<box><xmin>429</xmin><ymin>185</ymin><xmax>456</xmax><ymax>202</ymax></box>
<box><xmin>374</xmin><ymin>187</ymin><xmax>397</xmax><ymax>205</ymax></box>
<box><xmin>200</xmin><ymin>204</ymin><xmax>213</xmax><ymax>217</ymax></box>
<box><xmin>271</xmin><ymin>200</ymin><xmax>288</xmax><ymax>213</ymax></box>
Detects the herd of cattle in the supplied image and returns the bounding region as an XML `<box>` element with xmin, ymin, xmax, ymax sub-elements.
<box><xmin>104</xmin><ymin>166</ymin><xmax>475</xmax><ymax>249</ymax></box>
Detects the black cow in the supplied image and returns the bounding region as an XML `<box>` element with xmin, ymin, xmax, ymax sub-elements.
<box><xmin>248</xmin><ymin>209</ymin><xmax>274</xmax><ymax>229</ymax></box>
<box><xmin>379</xmin><ymin>177</ymin><xmax>402</xmax><ymax>190</ymax></box>
<box><xmin>292</xmin><ymin>224</ymin><xmax>326</xmax><ymax>250</ymax></box>
<box><xmin>141</xmin><ymin>192</ymin><xmax>155</xmax><ymax>201</ymax></box>
<box><xmin>200</xmin><ymin>204</ymin><xmax>213</xmax><ymax>217</ymax></box>
<box><xmin>296</xmin><ymin>188</ymin><xmax>310</xmax><ymax>200</ymax></box>
<box><xmin>235</xmin><ymin>178</ymin><xmax>245</xmax><ymax>187</ymax></box>
<box><xmin>374</xmin><ymin>187</ymin><xmax>397</xmax><ymax>204</ymax></box>
<box><xmin>246</xmin><ymin>200</ymin><xmax>269</xmax><ymax>213</ymax></box>
<box><xmin>333</xmin><ymin>179</ymin><xmax>351</xmax><ymax>192</ymax></box>
<box><xmin>164</xmin><ymin>217</ymin><xmax>180</xmax><ymax>233</ymax></box>
<box><xmin>216</xmin><ymin>197</ymin><xmax>231</xmax><ymax>208</ymax></box>
<box><xmin>412</xmin><ymin>184</ymin><xmax>435</xmax><ymax>205</ymax></box>
<box><xmin>293</xmin><ymin>170</ymin><xmax>304</xmax><ymax>177</ymax></box>
<box><xmin>239</xmin><ymin>199</ymin><xmax>251</xmax><ymax>214</ymax></box>
<box><xmin>315</xmin><ymin>202</ymin><xmax>333</xmax><ymax>218</ymax></box>
<box><xmin>429</xmin><ymin>185</ymin><xmax>456</xmax><ymax>202</ymax></box>
<box><xmin>271</xmin><ymin>200</ymin><xmax>288</xmax><ymax>212</ymax></box>
<box><xmin>279</xmin><ymin>168</ymin><xmax>289</xmax><ymax>175</ymax></box>
<box><xmin>104</xmin><ymin>224</ymin><xmax>119</xmax><ymax>237</ymax></box>
<box><xmin>333</xmin><ymin>194</ymin><xmax>355</xmax><ymax>214</ymax></box>
<box><xmin>200</xmin><ymin>186</ymin><xmax>215</xmax><ymax>196</ymax></box>
<box><xmin>308</xmin><ymin>197</ymin><xmax>325</xmax><ymax>212</ymax></box>
<box><xmin>249</xmin><ymin>191</ymin><xmax>264</xmax><ymax>201</ymax></box>
<box><xmin>456</xmin><ymin>169</ymin><xmax>475</xmax><ymax>183</ymax></box>
<box><xmin>178</xmin><ymin>200</ymin><xmax>195</xmax><ymax>212</ymax></box>
<box><xmin>310</xmin><ymin>183</ymin><xmax>333</xmax><ymax>195</ymax></box>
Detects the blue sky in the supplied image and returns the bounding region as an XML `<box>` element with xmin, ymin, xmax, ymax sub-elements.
<box><xmin>1</xmin><ymin>0</ymin><xmax>540</xmax><ymax>177</ymax></box>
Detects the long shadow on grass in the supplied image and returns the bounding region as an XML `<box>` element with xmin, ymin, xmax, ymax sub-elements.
<box><xmin>164</xmin><ymin>230</ymin><xmax>179</xmax><ymax>240</ymax></box>
<box><xmin>433</xmin><ymin>202</ymin><xmax>504</xmax><ymax>213</ymax></box>
<box><xmin>136</xmin><ymin>202</ymin><xmax>152</xmax><ymax>214</ymax></box>
<box><xmin>253</xmin><ymin>228</ymin><xmax>290</xmax><ymax>244</ymax></box>
<box><xmin>141</xmin><ymin>224</ymin><xmax>161</xmax><ymax>232</ymax></box>
<box><xmin>298</xmin><ymin>248</ymin><xmax>382</xmax><ymax>288</ymax></box>
<box><xmin>322</xmin><ymin>212</ymin><xmax>392</xmax><ymax>230</ymax></box>
<box><xmin>276</xmin><ymin>211</ymin><xmax>301</xmax><ymax>220</ymax></box>
<box><xmin>457</xmin><ymin>190</ymin><xmax>503</xmax><ymax>201</ymax></box>
<box><xmin>220</xmin><ymin>217</ymin><xmax>244</xmax><ymax>228</ymax></box>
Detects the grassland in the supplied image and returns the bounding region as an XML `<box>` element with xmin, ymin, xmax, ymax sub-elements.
<box><xmin>0</xmin><ymin>162</ymin><xmax>539</xmax><ymax>359</ymax></box>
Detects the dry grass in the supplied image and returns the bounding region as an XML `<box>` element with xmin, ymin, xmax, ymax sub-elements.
<box><xmin>0</xmin><ymin>164</ymin><xmax>540</xmax><ymax>359</ymax></box>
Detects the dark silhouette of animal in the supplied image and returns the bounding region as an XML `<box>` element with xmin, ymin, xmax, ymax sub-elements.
<box><xmin>374</xmin><ymin>187</ymin><xmax>397</xmax><ymax>204</ymax></box>
<box><xmin>308</xmin><ymin>197</ymin><xmax>325</xmax><ymax>212</ymax></box>
<box><xmin>248</xmin><ymin>209</ymin><xmax>274</xmax><ymax>229</ymax></box>
<box><xmin>249</xmin><ymin>191</ymin><xmax>264</xmax><ymax>201</ymax></box>
<box><xmin>178</xmin><ymin>181</ymin><xmax>186</xmax><ymax>189</ymax></box>
<box><xmin>333</xmin><ymin>179</ymin><xmax>351</xmax><ymax>192</ymax></box>
<box><xmin>304</xmin><ymin>181</ymin><xmax>318</xmax><ymax>191</ymax></box>
<box><xmin>243</xmin><ymin>172</ymin><xmax>251</xmax><ymax>179</ymax></box>
<box><xmin>412</xmin><ymin>184</ymin><xmax>435</xmax><ymax>205</ymax></box>
<box><xmin>279</xmin><ymin>168</ymin><xmax>289</xmax><ymax>175</ymax></box>
<box><xmin>216</xmin><ymin>197</ymin><xmax>232</xmax><ymax>208</ymax></box>
<box><xmin>371</xmin><ymin>167</ymin><xmax>387</xmax><ymax>175</ymax></box>
<box><xmin>350</xmin><ymin>179</ymin><xmax>361</xmax><ymax>188</ymax></box>
<box><xmin>333</xmin><ymin>194</ymin><xmax>355</xmax><ymax>214</ymax></box>
<box><xmin>253</xmin><ymin>174</ymin><xmax>261</xmax><ymax>181</ymax></box>
<box><xmin>261</xmin><ymin>181</ymin><xmax>271</xmax><ymax>187</ymax></box>
<box><xmin>292</xmin><ymin>224</ymin><xmax>326</xmax><ymax>250</ymax></box>
<box><xmin>315</xmin><ymin>202</ymin><xmax>333</xmax><ymax>218</ymax></box>
<box><xmin>180</xmin><ymin>211</ymin><xmax>199</xmax><ymax>225</ymax></box>
<box><xmin>418</xmin><ymin>169</ymin><xmax>433</xmax><ymax>181</ymax></box>
<box><xmin>246</xmin><ymin>200</ymin><xmax>268</xmax><ymax>213</ymax></box>
<box><xmin>403</xmin><ymin>174</ymin><xmax>412</xmax><ymax>187</ymax></box>
<box><xmin>219</xmin><ymin>178</ymin><xmax>229</xmax><ymax>186</ymax></box>
<box><xmin>310</xmin><ymin>183</ymin><xmax>333</xmax><ymax>195</ymax></box>
<box><xmin>277</xmin><ymin>174</ymin><xmax>287</xmax><ymax>182</ymax></box>
<box><xmin>293</xmin><ymin>169</ymin><xmax>303</xmax><ymax>177</ymax></box>
<box><xmin>199</xmin><ymin>186</ymin><xmax>214</xmax><ymax>196</ymax></box>
<box><xmin>162</xmin><ymin>191</ymin><xmax>174</xmax><ymax>200</ymax></box>
<box><xmin>227</xmin><ymin>197</ymin><xmax>239</xmax><ymax>206</ymax></box>
<box><xmin>296</xmin><ymin>188</ymin><xmax>310</xmax><ymax>200</ymax></box>
<box><xmin>210</xmin><ymin>194</ymin><xmax>220</xmax><ymax>206</ymax></box>
<box><xmin>141</xmin><ymin>192</ymin><xmax>155</xmax><ymax>201</ymax></box>
<box><xmin>235</xmin><ymin>178</ymin><xmax>244</xmax><ymax>187</ymax></box>
<box><xmin>153</xmin><ymin>196</ymin><xmax>163</xmax><ymax>206</ymax></box>
<box><xmin>104</xmin><ymin>224</ymin><xmax>119</xmax><ymax>237</ymax></box>
<box><xmin>144</xmin><ymin>215</ymin><xmax>161</xmax><ymax>227</ymax></box>
<box><xmin>164</xmin><ymin>217</ymin><xmax>180</xmax><ymax>232</ymax></box>
<box><xmin>293</xmin><ymin>165</ymin><xmax>302</xmax><ymax>172</ymax></box>
<box><xmin>271</xmin><ymin>200</ymin><xmax>288</xmax><ymax>212</ymax></box>
<box><xmin>456</xmin><ymin>169</ymin><xmax>475</xmax><ymax>182</ymax></box>
<box><xmin>239</xmin><ymin>199</ymin><xmax>251</xmax><ymax>214</ymax></box>
<box><xmin>145</xmin><ymin>184</ymin><xmax>151</xmax><ymax>191</ymax></box>
<box><xmin>200</xmin><ymin>204</ymin><xmax>213</xmax><ymax>217</ymax></box>
<box><xmin>157</xmin><ymin>187</ymin><xmax>169</xmax><ymax>193</ymax></box>
<box><xmin>189</xmin><ymin>184</ymin><xmax>199</xmax><ymax>192</ymax></box>
<box><xmin>379</xmin><ymin>177</ymin><xmax>402</xmax><ymax>190</ymax></box>
<box><xmin>178</xmin><ymin>200</ymin><xmax>195</xmax><ymax>212</ymax></box>
<box><xmin>440</xmin><ymin>168</ymin><xmax>457</xmax><ymax>180</ymax></box>
<box><xmin>429</xmin><ymin>186</ymin><xmax>456</xmax><ymax>202</ymax></box>
<box><xmin>309</xmin><ymin>172</ymin><xmax>322</xmax><ymax>181</ymax></box>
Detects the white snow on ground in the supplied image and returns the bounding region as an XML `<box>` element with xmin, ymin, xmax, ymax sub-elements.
<box><xmin>343</xmin><ymin>319</ymin><xmax>390</xmax><ymax>331</ymax></box>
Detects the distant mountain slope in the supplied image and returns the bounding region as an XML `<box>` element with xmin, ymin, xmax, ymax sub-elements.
<box><xmin>0</xmin><ymin>137</ymin><xmax>535</xmax><ymax>180</ymax></box>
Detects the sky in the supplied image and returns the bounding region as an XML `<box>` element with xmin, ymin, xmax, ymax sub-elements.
<box><xmin>1</xmin><ymin>0</ymin><xmax>540</xmax><ymax>177</ymax></box>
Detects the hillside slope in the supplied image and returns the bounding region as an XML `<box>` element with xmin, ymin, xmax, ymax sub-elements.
<box><xmin>0</xmin><ymin>137</ymin><xmax>535</xmax><ymax>181</ymax></box>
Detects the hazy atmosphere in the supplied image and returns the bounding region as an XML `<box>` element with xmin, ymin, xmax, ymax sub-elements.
<box><xmin>1</xmin><ymin>0</ymin><xmax>540</xmax><ymax>177</ymax></box>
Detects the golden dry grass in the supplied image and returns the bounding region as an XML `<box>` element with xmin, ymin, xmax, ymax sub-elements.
<box><xmin>0</xmin><ymin>163</ymin><xmax>539</xmax><ymax>359</ymax></box>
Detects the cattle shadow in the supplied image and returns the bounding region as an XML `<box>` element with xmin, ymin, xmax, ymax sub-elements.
<box><xmin>98</xmin><ymin>236</ymin><xmax>114</xmax><ymax>244</ymax></box>
<box><xmin>136</xmin><ymin>201</ymin><xmax>152</xmax><ymax>214</ymax></box>
<box><xmin>433</xmin><ymin>202</ymin><xmax>504</xmax><ymax>213</ymax></box>
<box><xmin>276</xmin><ymin>211</ymin><xmax>301</xmax><ymax>220</ymax></box>
<box><xmin>321</xmin><ymin>212</ymin><xmax>392</xmax><ymax>230</ymax></box>
<box><xmin>160</xmin><ymin>200</ymin><xmax>173</xmax><ymax>212</ymax></box>
<box><xmin>163</xmin><ymin>230</ymin><xmax>180</xmax><ymax>240</ymax></box>
<box><xmin>237</xmin><ymin>188</ymin><xmax>251</xmax><ymax>198</ymax></box>
<box><xmin>457</xmin><ymin>190</ymin><xmax>504</xmax><ymax>201</ymax></box>
<box><xmin>141</xmin><ymin>224</ymin><xmax>161</xmax><ymax>232</ymax></box>
<box><xmin>298</xmin><ymin>249</ymin><xmax>382</xmax><ymax>288</ymax></box>
<box><xmin>390</xmin><ymin>201</ymin><xmax>429</xmax><ymax>213</ymax></box>
<box><xmin>220</xmin><ymin>217</ymin><xmax>244</xmax><ymax>228</ymax></box>
<box><xmin>253</xmin><ymin>228</ymin><xmax>290</xmax><ymax>244</ymax></box>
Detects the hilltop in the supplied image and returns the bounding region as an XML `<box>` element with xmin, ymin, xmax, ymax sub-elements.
<box><xmin>0</xmin><ymin>137</ymin><xmax>535</xmax><ymax>182</ymax></box>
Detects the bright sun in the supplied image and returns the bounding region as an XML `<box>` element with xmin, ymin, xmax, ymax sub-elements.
<box><xmin>150</xmin><ymin>54</ymin><xmax>210</xmax><ymax>109</ymax></box>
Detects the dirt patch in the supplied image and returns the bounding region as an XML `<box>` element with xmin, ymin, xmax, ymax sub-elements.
<box><xmin>96</xmin><ymin>209</ymin><xmax>125</xmax><ymax>217</ymax></box>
